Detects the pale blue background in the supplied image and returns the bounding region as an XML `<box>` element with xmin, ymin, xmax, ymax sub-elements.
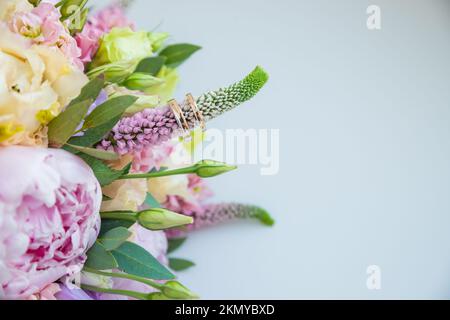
<box><xmin>94</xmin><ymin>0</ymin><xmax>450</xmax><ymax>299</ymax></box>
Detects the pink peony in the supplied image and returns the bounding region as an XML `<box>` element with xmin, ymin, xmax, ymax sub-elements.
<box><xmin>27</xmin><ymin>283</ymin><xmax>61</xmax><ymax>300</ymax></box>
<box><xmin>0</xmin><ymin>147</ymin><xmax>102</xmax><ymax>299</ymax></box>
<box><xmin>75</xmin><ymin>5</ymin><xmax>134</xmax><ymax>64</ymax></box>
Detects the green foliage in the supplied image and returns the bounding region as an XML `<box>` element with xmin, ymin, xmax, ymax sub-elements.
<box><xmin>47</xmin><ymin>76</ymin><xmax>104</xmax><ymax>147</ymax></box>
<box><xmin>83</xmin><ymin>95</ymin><xmax>138</xmax><ymax>129</ymax></box>
<box><xmin>159</xmin><ymin>43</ymin><xmax>201</xmax><ymax>68</ymax></box>
<box><xmin>167</xmin><ymin>238</ymin><xmax>187</xmax><ymax>254</ymax></box>
<box><xmin>144</xmin><ymin>192</ymin><xmax>161</xmax><ymax>208</ymax></box>
<box><xmin>99</xmin><ymin>220</ymin><xmax>135</xmax><ymax>237</ymax></box>
<box><xmin>85</xmin><ymin>242</ymin><xmax>118</xmax><ymax>270</ymax></box>
<box><xmin>47</xmin><ymin>100</ymin><xmax>91</xmax><ymax>147</ymax></box>
<box><xmin>78</xmin><ymin>153</ymin><xmax>131</xmax><ymax>186</ymax></box>
<box><xmin>65</xmin><ymin>144</ymin><xmax>119</xmax><ymax>161</ymax></box>
<box><xmin>135</xmin><ymin>56</ymin><xmax>166</xmax><ymax>75</ymax></box>
<box><xmin>98</xmin><ymin>227</ymin><xmax>132</xmax><ymax>251</ymax></box>
<box><xmin>169</xmin><ymin>258</ymin><xmax>195</xmax><ymax>271</ymax></box>
<box><xmin>111</xmin><ymin>242</ymin><xmax>175</xmax><ymax>280</ymax></box>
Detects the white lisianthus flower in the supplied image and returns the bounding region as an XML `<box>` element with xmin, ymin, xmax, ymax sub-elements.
<box><xmin>101</xmin><ymin>179</ymin><xmax>148</xmax><ymax>212</ymax></box>
<box><xmin>0</xmin><ymin>27</ymin><xmax>88</xmax><ymax>146</ymax></box>
<box><xmin>147</xmin><ymin>143</ymin><xmax>196</xmax><ymax>203</ymax></box>
<box><xmin>0</xmin><ymin>0</ymin><xmax>32</xmax><ymax>21</ymax></box>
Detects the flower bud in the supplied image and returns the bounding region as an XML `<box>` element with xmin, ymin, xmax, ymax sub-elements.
<box><xmin>88</xmin><ymin>61</ymin><xmax>137</xmax><ymax>83</ymax></box>
<box><xmin>194</xmin><ymin>160</ymin><xmax>237</xmax><ymax>178</ymax></box>
<box><xmin>161</xmin><ymin>281</ymin><xmax>199</xmax><ymax>300</ymax></box>
<box><xmin>122</xmin><ymin>72</ymin><xmax>164</xmax><ymax>91</ymax></box>
<box><xmin>147</xmin><ymin>292</ymin><xmax>170</xmax><ymax>300</ymax></box>
<box><xmin>137</xmin><ymin>208</ymin><xmax>193</xmax><ymax>231</ymax></box>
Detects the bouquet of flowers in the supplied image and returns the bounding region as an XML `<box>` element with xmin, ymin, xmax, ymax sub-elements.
<box><xmin>0</xmin><ymin>0</ymin><xmax>272</xmax><ymax>300</ymax></box>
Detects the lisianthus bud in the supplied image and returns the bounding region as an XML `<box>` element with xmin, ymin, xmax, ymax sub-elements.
<box><xmin>161</xmin><ymin>281</ymin><xmax>199</xmax><ymax>300</ymax></box>
<box><xmin>92</xmin><ymin>27</ymin><xmax>154</xmax><ymax>68</ymax></box>
<box><xmin>147</xmin><ymin>292</ymin><xmax>171</xmax><ymax>300</ymax></box>
<box><xmin>137</xmin><ymin>208</ymin><xmax>193</xmax><ymax>230</ymax></box>
<box><xmin>194</xmin><ymin>160</ymin><xmax>237</xmax><ymax>178</ymax></box>
<box><xmin>88</xmin><ymin>60</ymin><xmax>137</xmax><ymax>83</ymax></box>
<box><xmin>122</xmin><ymin>72</ymin><xmax>164</xmax><ymax>90</ymax></box>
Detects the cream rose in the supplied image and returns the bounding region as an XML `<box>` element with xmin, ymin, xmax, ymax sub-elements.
<box><xmin>0</xmin><ymin>27</ymin><xmax>88</xmax><ymax>146</ymax></box>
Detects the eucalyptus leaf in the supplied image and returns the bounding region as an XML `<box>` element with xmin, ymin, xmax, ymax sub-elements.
<box><xmin>47</xmin><ymin>99</ymin><xmax>92</xmax><ymax>147</ymax></box>
<box><xmin>167</xmin><ymin>237</ymin><xmax>187</xmax><ymax>254</ymax></box>
<box><xmin>159</xmin><ymin>43</ymin><xmax>201</xmax><ymax>68</ymax></box>
<box><xmin>99</xmin><ymin>219</ymin><xmax>135</xmax><ymax>237</ymax></box>
<box><xmin>85</xmin><ymin>241</ymin><xmax>118</xmax><ymax>270</ymax></box>
<box><xmin>83</xmin><ymin>95</ymin><xmax>138</xmax><ymax>129</ymax></box>
<box><xmin>66</xmin><ymin>144</ymin><xmax>119</xmax><ymax>161</ymax></box>
<box><xmin>112</xmin><ymin>241</ymin><xmax>175</xmax><ymax>280</ymax></box>
<box><xmin>144</xmin><ymin>193</ymin><xmax>161</xmax><ymax>208</ymax></box>
<box><xmin>69</xmin><ymin>76</ymin><xmax>104</xmax><ymax>107</ymax></box>
<box><xmin>98</xmin><ymin>227</ymin><xmax>132</xmax><ymax>251</ymax></box>
<box><xmin>78</xmin><ymin>153</ymin><xmax>131</xmax><ymax>186</ymax></box>
<box><xmin>135</xmin><ymin>56</ymin><xmax>166</xmax><ymax>75</ymax></box>
<box><xmin>169</xmin><ymin>258</ymin><xmax>195</xmax><ymax>271</ymax></box>
<box><xmin>68</xmin><ymin>115</ymin><xmax>121</xmax><ymax>147</ymax></box>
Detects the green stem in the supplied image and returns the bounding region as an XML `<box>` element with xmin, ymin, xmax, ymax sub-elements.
<box><xmin>83</xmin><ymin>267</ymin><xmax>163</xmax><ymax>290</ymax></box>
<box><xmin>118</xmin><ymin>166</ymin><xmax>196</xmax><ymax>180</ymax></box>
<box><xmin>100</xmin><ymin>211</ymin><xmax>137</xmax><ymax>222</ymax></box>
<box><xmin>81</xmin><ymin>284</ymin><xmax>148</xmax><ymax>300</ymax></box>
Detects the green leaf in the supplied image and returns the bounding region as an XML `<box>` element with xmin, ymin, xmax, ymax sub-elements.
<box><xmin>85</xmin><ymin>241</ymin><xmax>118</xmax><ymax>270</ymax></box>
<box><xmin>68</xmin><ymin>115</ymin><xmax>121</xmax><ymax>147</ymax></box>
<box><xmin>112</xmin><ymin>241</ymin><xmax>175</xmax><ymax>280</ymax></box>
<box><xmin>69</xmin><ymin>76</ymin><xmax>105</xmax><ymax>107</ymax></box>
<box><xmin>66</xmin><ymin>144</ymin><xmax>119</xmax><ymax>161</ymax></box>
<box><xmin>159</xmin><ymin>43</ymin><xmax>201</xmax><ymax>68</ymax></box>
<box><xmin>99</xmin><ymin>219</ymin><xmax>135</xmax><ymax>237</ymax></box>
<box><xmin>78</xmin><ymin>153</ymin><xmax>131</xmax><ymax>186</ymax></box>
<box><xmin>47</xmin><ymin>100</ymin><xmax>92</xmax><ymax>147</ymax></box>
<box><xmin>169</xmin><ymin>258</ymin><xmax>195</xmax><ymax>271</ymax></box>
<box><xmin>167</xmin><ymin>238</ymin><xmax>187</xmax><ymax>254</ymax></box>
<box><xmin>83</xmin><ymin>95</ymin><xmax>138</xmax><ymax>130</ymax></box>
<box><xmin>98</xmin><ymin>227</ymin><xmax>132</xmax><ymax>251</ymax></box>
<box><xmin>135</xmin><ymin>56</ymin><xmax>166</xmax><ymax>75</ymax></box>
<box><xmin>144</xmin><ymin>193</ymin><xmax>161</xmax><ymax>208</ymax></box>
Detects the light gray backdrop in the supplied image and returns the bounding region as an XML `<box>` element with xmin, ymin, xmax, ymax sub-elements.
<box><xmin>94</xmin><ymin>0</ymin><xmax>450</xmax><ymax>299</ymax></box>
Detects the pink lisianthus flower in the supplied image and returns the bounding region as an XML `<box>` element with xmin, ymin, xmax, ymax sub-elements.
<box><xmin>75</xmin><ymin>23</ymin><xmax>103</xmax><ymax>63</ymax></box>
<box><xmin>131</xmin><ymin>142</ymin><xmax>175</xmax><ymax>173</ymax></box>
<box><xmin>75</xmin><ymin>4</ymin><xmax>134</xmax><ymax>64</ymax></box>
<box><xmin>0</xmin><ymin>147</ymin><xmax>102</xmax><ymax>299</ymax></box>
<box><xmin>9</xmin><ymin>2</ymin><xmax>83</xmax><ymax>69</ymax></box>
<box><xmin>163</xmin><ymin>174</ymin><xmax>214</xmax><ymax>214</ymax></box>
